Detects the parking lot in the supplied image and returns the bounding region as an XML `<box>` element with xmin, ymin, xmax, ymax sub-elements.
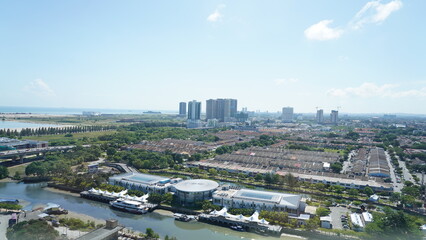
<box><xmin>330</xmin><ymin>207</ymin><xmax>350</xmax><ymax>230</ymax></box>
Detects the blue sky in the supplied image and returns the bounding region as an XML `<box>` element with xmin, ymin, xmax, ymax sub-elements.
<box><xmin>1</xmin><ymin>0</ymin><xmax>425</xmax><ymax>114</ymax></box>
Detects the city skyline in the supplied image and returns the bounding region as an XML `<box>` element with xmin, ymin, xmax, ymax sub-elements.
<box><xmin>1</xmin><ymin>0</ymin><xmax>425</xmax><ymax>114</ymax></box>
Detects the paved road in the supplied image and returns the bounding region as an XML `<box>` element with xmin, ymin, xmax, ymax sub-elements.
<box><xmin>398</xmin><ymin>158</ymin><xmax>415</xmax><ymax>183</ymax></box>
<box><xmin>341</xmin><ymin>151</ymin><xmax>355</xmax><ymax>174</ymax></box>
<box><xmin>385</xmin><ymin>151</ymin><xmax>403</xmax><ymax>192</ymax></box>
<box><xmin>0</xmin><ymin>214</ymin><xmax>11</xmax><ymax>240</ymax></box>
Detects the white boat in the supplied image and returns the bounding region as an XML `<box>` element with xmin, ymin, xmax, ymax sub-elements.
<box><xmin>110</xmin><ymin>198</ymin><xmax>148</xmax><ymax>214</ymax></box>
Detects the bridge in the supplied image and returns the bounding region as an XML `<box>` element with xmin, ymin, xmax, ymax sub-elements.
<box><xmin>0</xmin><ymin>145</ymin><xmax>76</xmax><ymax>164</ymax></box>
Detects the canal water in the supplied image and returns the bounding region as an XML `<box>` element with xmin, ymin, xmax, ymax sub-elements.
<box><xmin>0</xmin><ymin>120</ymin><xmax>62</xmax><ymax>130</ymax></box>
<box><xmin>0</xmin><ymin>182</ymin><xmax>305</xmax><ymax>240</ymax></box>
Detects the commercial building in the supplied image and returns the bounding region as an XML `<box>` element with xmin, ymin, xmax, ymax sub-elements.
<box><xmin>206</xmin><ymin>99</ymin><xmax>238</xmax><ymax>122</ymax></box>
<box><xmin>316</xmin><ymin>109</ymin><xmax>324</xmax><ymax>124</ymax></box>
<box><xmin>173</xmin><ymin>179</ymin><xmax>219</xmax><ymax>204</ymax></box>
<box><xmin>213</xmin><ymin>188</ymin><xmax>305</xmax><ymax>215</ymax></box>
<box><xmin>330</xmin><ymin>110</ymin><xmax>339</xmax><ymax>124</ymax></box>
<box><xmin>179</xmin><ymin>102</ymin><xmax>187</xmax><ymax>116</ymax></box>
<box><xmin>109</xmin><ymin>172</ymin><xmax>182</xmax><ymax>194</ymax></box>
<box><xmin>282</xmin><ymin>107</ymin><xmax>294</xmax><ymax>122</ymax></box>
<box><xmin>0</xmin><ymin>137</ymin><xmax>48</xmax><ymax>151</ymax></box>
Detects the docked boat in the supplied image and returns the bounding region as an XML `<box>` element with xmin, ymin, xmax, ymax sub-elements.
<box><xmin>230</xmin><ymin>225</ymin><xmax>245</xmax><ymax>231</ymax></box>
<box><xmin>110</xmin><ymin>198</ymin><xmax>148</xmax><ymax>214</ymax></box>
<box><xmin>173</xmin><ymin>213</ymin><xmax>196</xmax><ymax>222</ymax></box>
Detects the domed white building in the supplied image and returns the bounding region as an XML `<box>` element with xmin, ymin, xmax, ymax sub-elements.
<box><xmin>173</xmin><ymin>179</ymin><xmax>219</xmax><ymax>204</ymax></box>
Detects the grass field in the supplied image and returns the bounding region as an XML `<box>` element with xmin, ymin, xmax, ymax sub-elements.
<box><xmin>23</xmin><ymin>130</ymin><xmax>116</xmax><ymax>142</ymax></box>
<box><xmin>8</xmin><ymin>163</ymin><xmax>30</xmax><ymax>177</ymax></box>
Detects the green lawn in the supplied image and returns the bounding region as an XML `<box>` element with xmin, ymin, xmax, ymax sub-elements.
<box><xmin>8</xmin><ymin>163</ymin><xmax>30</xmax><ymax>177</ymax></box>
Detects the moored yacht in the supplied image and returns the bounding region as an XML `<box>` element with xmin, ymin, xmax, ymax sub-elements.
<box><xmin>110</xmin><ymin>198</ymin><xmax>148</xmax><ymax>214</ymax></box>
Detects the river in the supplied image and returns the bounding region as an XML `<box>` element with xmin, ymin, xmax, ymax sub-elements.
<box><xmin>0</xmin><ymin>182</ymin><xmax>306</xmax><ymax>240</ymax></box>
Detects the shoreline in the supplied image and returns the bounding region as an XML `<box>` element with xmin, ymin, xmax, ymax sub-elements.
<box><xmin>0</xmin><ymin>177</ymin><xmax>19</xmax><ymax>183</ymax></box>
<box><xmin>43</xmin><ymin>187</ymin><xmax>81</xmax><ymax>197</ymax></box>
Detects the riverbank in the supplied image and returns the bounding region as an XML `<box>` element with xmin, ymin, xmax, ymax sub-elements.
<box><xmin>0</xmin><ymin>177</ymin><xmax>19</xmax><ymax>183</ymax></box>
<box><xmin>44</xmin><ymin>186</ymin><xmax>81</xmax><ymax>197</ymax></box>
<box><xmin>63</xmin><ymin>210</ymin><xmax>105</xmax><ymax>225</ymax></box>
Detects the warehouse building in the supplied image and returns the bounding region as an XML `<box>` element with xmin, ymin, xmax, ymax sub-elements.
<box><xmin>367</xmin><ymin>148</ymin><xmax>390</xmax><ymax>178</ymax></box>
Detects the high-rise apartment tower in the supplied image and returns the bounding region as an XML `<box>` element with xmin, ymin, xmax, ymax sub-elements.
<box><xmin>179</xmin><ymin>102</ymin><xmax>187</xmax><ymax>116</ymax></box>
<box><xmin>282</xmin><ymin>107</ymin><xmax>294</xmax><ymax>122</ymax></box>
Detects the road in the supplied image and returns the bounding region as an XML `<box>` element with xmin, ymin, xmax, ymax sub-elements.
<box><xmin>0</xmin><ymin>146</ymin><xmax>76</xmax><ymax>158</ymax></box>
<box><xmin>398</xmin><ymin>158</ymin><xmax>415</xmax><ymax>183</ymax></box>
<box><xmin>0</xmin><ymin>214</ymin><xmax>10</xmax><ymax>240</ymax></box>
<box><xmin>385</xmin><ymin>151</ymin><xmax>403</xmax><ymax>192</ymax></box>
<box><xmin>341</xmin><ymin>150</ymin><xmax>355</xmax><ymax>174</ymax></box>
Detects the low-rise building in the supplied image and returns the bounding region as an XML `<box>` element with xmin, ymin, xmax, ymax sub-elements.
<box><xmin>213</xmin><ymin>188</ymin><xmax>305</xmax><ymax>215</ymax></box>
<box><xmin>109</xmin><ymin>172</ymin><xmax>182</xmax><ymax>194</ymax></box>
<box><xmin>0</xmin><ymin>137</ymin><xmax>48</xmax><ymax>151</ymax></box>
<box><xmin>320</xmin><ymin>216</ymin><xmax>332</xmax><ymax>229</ymax></box>
<box><xmin>173</xmin><ymin>179</ymin><xmax>219</xmax><ymax>205</ymax></box>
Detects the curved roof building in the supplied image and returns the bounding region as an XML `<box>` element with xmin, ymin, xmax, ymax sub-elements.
<box><xmin>174</xmin><ymin>179</ymin><xmax>219</xmax><ymax>205</ymax></box>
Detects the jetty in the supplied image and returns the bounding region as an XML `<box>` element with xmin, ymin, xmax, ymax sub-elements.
<box><xmin>198</xmin><ymin>207</ymin><xmax>282</xmax><ymax>236</ymax></box>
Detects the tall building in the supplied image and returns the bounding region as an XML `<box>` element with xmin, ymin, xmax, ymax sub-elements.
<box><xmin>282</xmin><ymin>107</ymin><xmax>294</xmax><ymax>122</ymax></box>
<box><xmin>316</xmin><ymin>109</ymin><xmax>324</xmax><ymax>124</ymax></box>
<box><xmin>179</xmin><ymin>102</ymin><xmax>186</xmax><ymax>116</ymax></box>
<box><xmin>330</xmin><ymin>110</ymin><xmax>339</xmax><ymax>124</ymax></box>
<box><xmin>188</xmin><ymin>100</ymin><xmax>201</xmax><ymax>120</ymax></box>
<box><xmin>206</xmin><ymin>99</ymin><xmax>217</xmax><ymax>120</ymax></box>
<box><xmin>187</xmin><ymin>100</ymin><xmax>202</xmax><ymax>128</ymax></box>
<box><xmin>205</xmin><ymin>98</ymin><xmax>238</xmax><ymax>122</ymax></box>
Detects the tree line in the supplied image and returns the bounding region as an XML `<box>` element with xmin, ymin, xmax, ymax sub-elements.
<box><xmin>0</xmin><ymin>125</ymin><xmax>117</xmax><ymax>138</ymax></box>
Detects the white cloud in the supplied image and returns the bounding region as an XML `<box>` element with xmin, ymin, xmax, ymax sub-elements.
<box><xmin>351</xmin><ymin>0</ymin><xmax>403</xmax><ymax>29</ymax></box>
<box><xmin>24</xmin><ymin>79</ymin><xmax>56</xmax><ymax>97</ymax></box>
<box><xmin>305</xmin><ymin>0</ymin><xmax>403</xmax><ymax>41</ymax></box>
<box><xmin>274</xmin><ymin>78</ymin><xmax>300</xmax><ymax>86</ymax></box>
<box><xmin>304</xmin><ymin>20</ymin><xmax>343</xmax><ymax>41</ymax></box>
<box><xmin>327</xmin><ymin>82</ymin><xmax>426</xmax><ymax>98</ymax></box>
<box><xmin>207</xmin><ymin>4</ymin><xmax>226</xmax><ymax>22</ymax></box>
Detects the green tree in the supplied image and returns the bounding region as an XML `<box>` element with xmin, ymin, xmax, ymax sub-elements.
<box><xmin>348</xmin><ymin>188</ymin><xmax>359</xmax><ymax>197</ymax></box>
<box><xmin>6</xmin><ymin>220</ymin><xmax>59</xmax><ymax>240</ymax></box>
<box><xmin>145</xmin><ymin>228</ymin><xmax>159</xmax><ymax>239</ymax></box>
<box><xmin>106</xmin><ymin>147</ymin><xmax>116</xmax><ymax>156</ymax></box>
<box><xmin>283</xmin><ymin>173</ymin><xmax>298</xmax><ymax>188</ymax></box>
<box><xmin>316</xmin><ymin>207</ymin><xmax>331</xmax><ymax>217</ymax></box>
<box><xmin>365</xmin><ymin>208</ymin><xmax>422</xmax><ymax>240</ymax></box>
<box><xmin>330</xmin><ymin>162</ymin><xmax>343</xmax><ymax>173</ymax></box>
<box><xmin>390</xmin><ymin>192</ymin><xmax>401</xmax><ymax>203</ymax></box>
<box><xmin>305</xmin><ymin>216</ymin><xmax>320</xmax><ymax>231</ymax></box>
<box><xmin>0</xmin><ymin>165</ymin><xmax>9</xmax><ymax>179</ymax></box>
<box><xmin>208</xmin><ymin>168</ymin><xmax>218</xmax><ymax>176</ymax></box>
<box><xmin>163</xmin><ymin>193</ymin><xmax>173</xmax><ymax>205</ymax></box>
<box><xmin>147</xmin><ymin>193</ymin><xmax>164</xmax><ymax>204</ymax></box>
<box><xmin>364</xmin><ymin>186</ymin><xmax>374</xmax><ymax>196</ymax></box>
